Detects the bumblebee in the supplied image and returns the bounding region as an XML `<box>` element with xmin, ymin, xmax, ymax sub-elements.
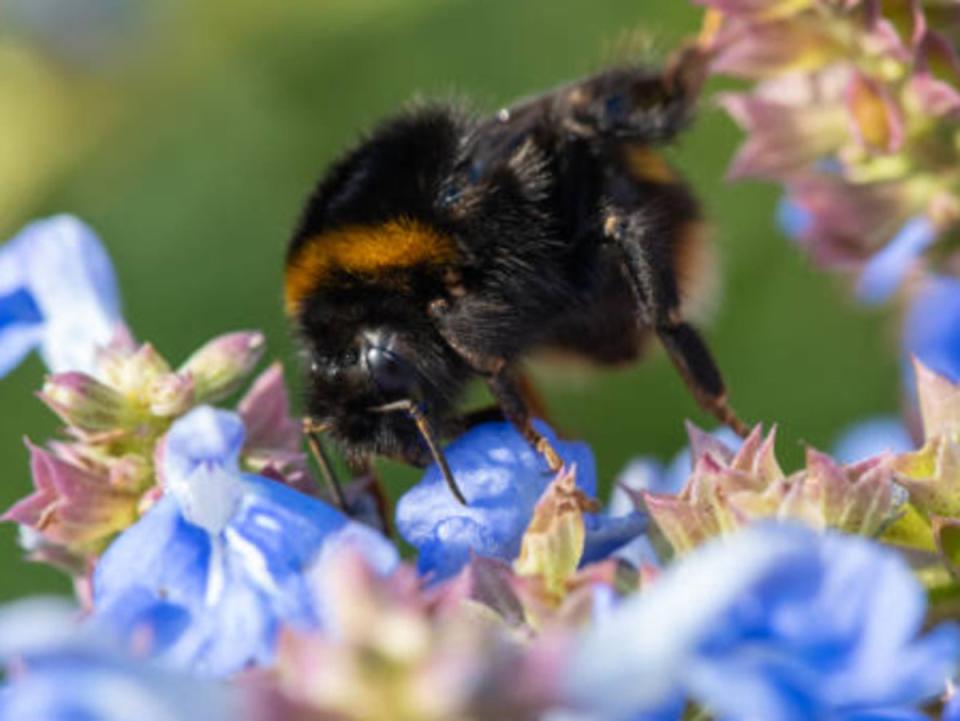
<box><xmin>285</xmin><ymin>47</ymin><xmax>746</xmax><ymax>506</ymax></box>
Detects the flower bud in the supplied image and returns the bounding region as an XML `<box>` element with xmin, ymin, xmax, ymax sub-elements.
<box><xmin>148</xmin><ymin>372</ymin><xmax>195</xmax><ymax>417</ymax></box>
<box><xmin>2</xmin><ymin>442</ymin><xmax>139</xmax><ymax>555</ymax></box>
<box><xmin>98</xmin><ymin>342</ymin><xmax>171</xmax><ymax>393</ymax></box>
<box><xmin>846</xmin><ymin>72</ymin><xmax>904</xmax><ymax>152</ymax></box>
<box><xmin>40</xmin><ymin>372</ymin><xmax>131</xmax><ymax>432</ymax></box>
<box><xmin>514</xmin><ymin>468</ymin><xmax>594</xmax><ymax>603</ymax></box>
<box><xmin>178</xmin><ymin>331</ymin><xmax>265</xmax><ymax>403</ymax></box>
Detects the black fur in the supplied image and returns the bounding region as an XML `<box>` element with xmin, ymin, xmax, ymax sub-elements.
<box><xmin>288</xmin><ymin>61</ymin><xmax>739</xmax><ymax>467</ymax></box>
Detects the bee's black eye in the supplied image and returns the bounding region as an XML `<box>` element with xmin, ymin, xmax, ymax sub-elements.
<box><xmin>361</xmin><ymin>330</ymin><xmax>419</xmax><ymax>399</ymax></box>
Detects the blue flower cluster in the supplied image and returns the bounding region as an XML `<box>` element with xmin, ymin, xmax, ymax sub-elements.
<box><xmin>0</xmin><ymin>216</ymin><xmax>957</xmax><ymax>721</ymax></box>
<box><xmin>568</xmin><ymin>524</ymin><xmax>958</xmax><ymax>721</ymax></box>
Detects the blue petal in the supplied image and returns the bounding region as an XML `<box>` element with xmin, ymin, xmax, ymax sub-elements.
<box><xmin>777</xmin><ymin>197</ymin><xmax>813</xmax><ymax>241</ymax></box>
<box><xmin>857</xmin><ymin>216</ymin><xmax>937</xmax><ymax>305</ymax></box>
<box><xmin>161</xmin><ymin>407</ymin><xmax>250</xmax><ymax>533</ymax></box>
<box><xmin>581</xmin><ymin>511</ymin><xmax>649</xmax><ymax>564</ymax></box>
<box><xmin>0</xmin><ymin>598</ymin><xmax>238</xmax><ymax>721</ymax></box>
<box><xmin>0</xmin><ymin>310</ymin><xmax>44</xmax><ymax>378</ymax></box>
<box><xmin>163</xmin><ymin>406</ymin><xmax>247</xmax><ymax>478</ymax></box>
<box><xmin>0</xmin><ymin>215</ymin><xmax>123</xmax><ymax>376</ymax></box>
<box><xmin>568</xmin><ymin>523</ymin><xmax>819</xmax><ymax>720</ymax></box>
<box><xmin>832</xmin><ymin>417</ymin><xmax>914</xmax><ymax>464</ymax></box>
<box><xmin>0</xmin><ymin>662</ymin><xmax>236</xmax><ymax>721</ymax></box>
<box><xmin>838</xmin><ymin>710</ymin><xmax>931</xmax><ymax>721</ymax></box>
<box><xmin>5</xmin><ymin>0</ymin><xmax>146</xmax><ymax>70</ymax></box>
<box><xmin>567</xmin><ymin>523</ymin><xmax>959</xmax><ymax>721</ymax></box>
<box><xmin>0</xmin><ymin>258</ymin><xmax>44</xmax><ymax>378</ymax></box>
<box><xmin>93</xmin><ymin>496</ymin><xmax>210</xmax><ymax>610</ymax></box>
<box><xmin>903</xmin><ymin>275</ymin><xmax>960</xmax><ymax>387</ymax></box>
<box><xmin>396</xmin><ymin>421</ymin><xmax>596</xmax><ymax>580</ymax></box>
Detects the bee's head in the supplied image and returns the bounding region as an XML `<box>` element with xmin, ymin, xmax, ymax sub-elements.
<box><xmin>293</xmin><ymin>290</ymin><xmax>470</xmax><ymax>461</ymax></box>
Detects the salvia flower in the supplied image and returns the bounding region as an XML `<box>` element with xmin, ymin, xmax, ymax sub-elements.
<box><xmin>396</xmin><ymin>421</ymin><xmax>595</xmax><ymax>580</ymax></box>
<box><xmin>610</xmin><ymin>427</ymin><xmax>742</xmax><ymax>567</ymax></box>
<box><xmin>567</xmin><ymin>522</ymin><xmax>960</xmax><ymax>721</ymax></box>
<box><xmin>91</xmin><ymin>406</ymin><xmax>398</xmax><ymax>676</ymax></box>
<box><xmin>1</xmin><ymin>342</ymin><xmax>302</xmax><ymax>573</ymax></box>
<box><xmin>268</xmin><ymin>550</ymin><xmax>564</xmax><ymax>721</ymax></box>
<box><xmin>640</xmin><ymin>423</ymin><xmax>905</xmax><ymax>554</ymax></box>
<box><xmin>0</xmin><ymin>597</ymin><xmax>241</xmax><ymax>721</ymax></box>
<box><xmin>700</xmin><ymin>0</ymin><xmax>960</xmax><ymax>292</ymax></box>
<box><xmin>0</xmin><ymin>215</ymin><xmax>122</xmax><ymax>377</ymax></box>
<box><xmin>396</xmin><ymin>421</ymin><xmax>644</xmax><ymax>581</ymax></box>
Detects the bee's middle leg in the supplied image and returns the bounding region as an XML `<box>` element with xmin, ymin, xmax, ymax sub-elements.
<box><xmin>429</xmin><ymin>300</ymin><xmax>562</xmax><ymax>470</ymax></box>
<box><xmin>487</xmin><ymin>368</ymin><xmax>563</xmax><ymax>472</ymax></box>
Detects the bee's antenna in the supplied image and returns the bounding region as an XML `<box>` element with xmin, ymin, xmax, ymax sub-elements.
<box><xmin>303</xmin><ymin>418</ymin><xmax>349</xmax><ymax>511</ymax></box>
<box><xmin>369</xmin><ymin>400</ymin><xmax>468</xmax><ymax>506</ymax></box>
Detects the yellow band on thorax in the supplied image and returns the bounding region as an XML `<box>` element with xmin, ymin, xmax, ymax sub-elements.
<box><xmin>284</xmin><ymin>218</ymin><xmax>456</xmax><ymax>313</ymax></box>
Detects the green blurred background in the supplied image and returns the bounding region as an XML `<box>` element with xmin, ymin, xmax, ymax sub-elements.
<box><xmin>0</xmin><ymin>0</ymin><xmax>900</xmax><ymax>600</ymax></box>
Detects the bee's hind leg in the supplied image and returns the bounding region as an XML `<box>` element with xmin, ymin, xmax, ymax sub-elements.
<box><xmin>654</xmin><ymin>321</ymin><xmax>749</xmax><ymax>437</ymax></box>
<box><xmin>603</xmin><ymin>206</ymin><xmax>750</xmax><ymax>438</ymax></box>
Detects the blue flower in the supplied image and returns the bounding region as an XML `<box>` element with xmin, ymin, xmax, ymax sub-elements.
<box><xmin>0</xmin><ymin>597</ymin><xmax>239</xmax><ymax>721</ymax></box>
<box><xmin>396</xmin><ymin>421</ymin><xmax>601</xmax><ymax>580</ymax></box>
<box><xmin>0</xmin><ymin>215</ymin><xmax>123</xmax><ymax>377</ymax></box>
<box><xmin>857</xmin><ymin>216</ymin><xmax>937</xmax><ymax>305</ymax></box>
<box><xmin>777</xmin><ymin>200</ymin><xmax>937</xmax><ymax>307</ymax></box>
<box><xmin>903</xmin><ymin>275</ymin><xmax>960</xmax><ymax>387</ymax></box>
<box><xmin>833</xmin><ymin>416</ymin><xmax>914</xmax><ymax>464</ymax></box>
<box><xmin>92</xmin><ymin>406</ymin><xmax>398</xmax><ymax>677</ymax></box>
<box><xmin>567</xmin><ymin>523</ymin><xmax>958</xmax><ymax>721</ymax></box>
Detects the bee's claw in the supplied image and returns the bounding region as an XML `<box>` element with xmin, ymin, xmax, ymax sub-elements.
<box><xmin>536</xmin><ymin>437</ymin><xmax>563</xmax><ymax>473</ymax></box>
